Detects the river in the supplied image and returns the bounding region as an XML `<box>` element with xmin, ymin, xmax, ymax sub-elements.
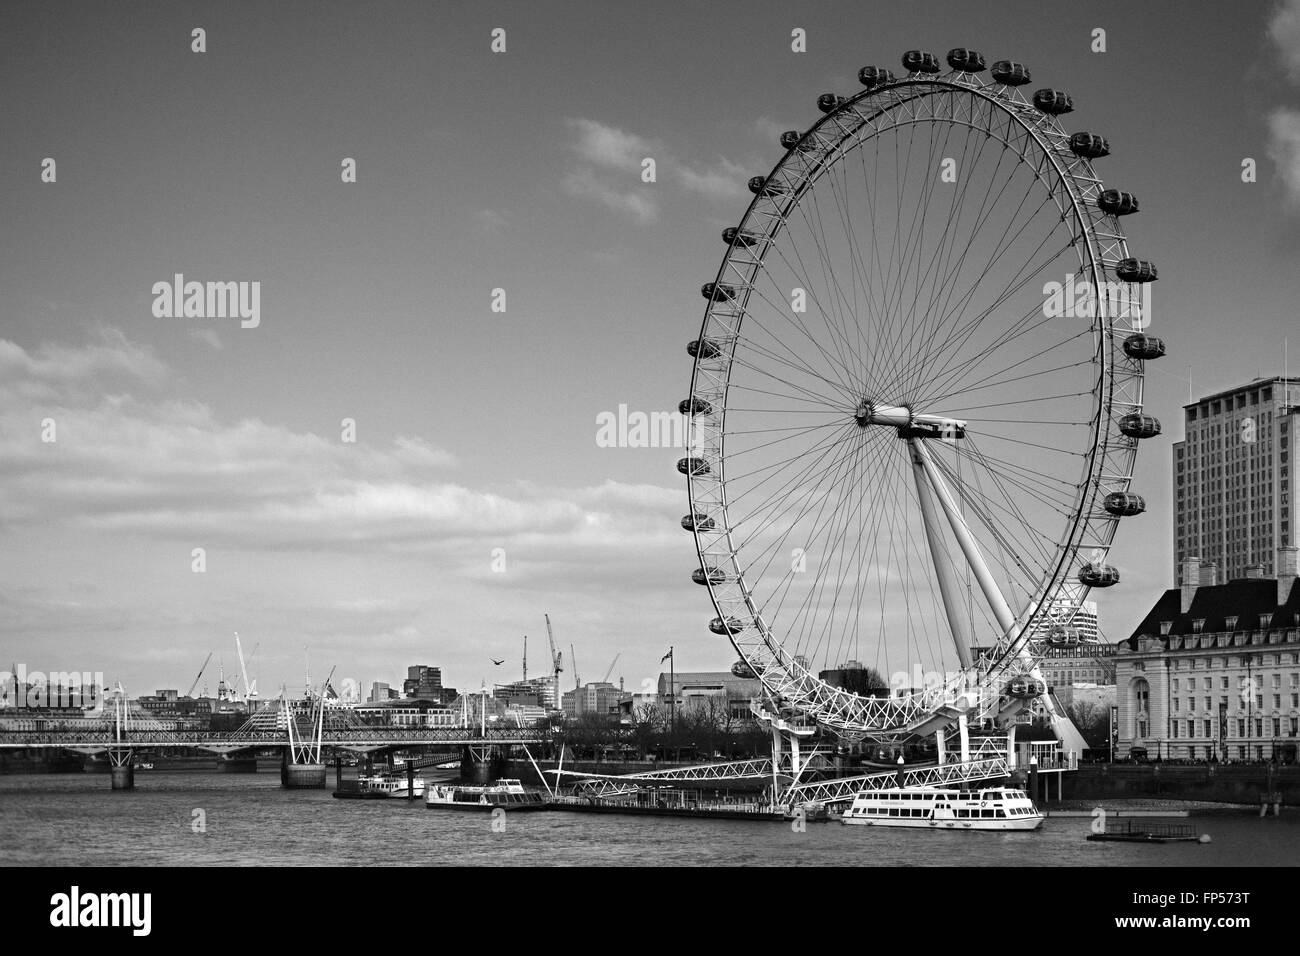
<box><xmin>1</xmin><ymin>772</ymin><xmax>1296</xmax><ymax>866</ymax></box>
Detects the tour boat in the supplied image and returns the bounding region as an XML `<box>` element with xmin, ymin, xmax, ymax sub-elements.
<box><xmin>424</xmin><ymin>779</ymin><xmax>550</xmax><ymax>811</ymax></box>
<box><xmin>356</xmin><ymin>772</ymin><xmax>426</xmax><ymax>798</ymax></box>
<box><xmin>841</xmin><ymin>786</ymin><xmax>1043</xmax><ymax>830</ymax></box>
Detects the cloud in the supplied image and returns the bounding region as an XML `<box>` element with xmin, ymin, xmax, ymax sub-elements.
<box><xmin>472</xmin><ymin>209</ymin><xmax>511</xmax><ymax>232</ymax></box>
<box><xmin>566</xmin><ymin>118</ymin><xmax>657</xmax><ymax>169</ymax></box>
<box><xmin>562</xmin><ymin>167</ymin><xmax>657</xmax><ymax>224</ymax></box>
<box><xmin>562</xmin><ymin>117</ymin><xmax>752</xmax><ymax>220</ymax></box>
<box><xmin>677</xmin><ymin>156</ymin><xmax>750</xmax><ymax>202</ymax></box>
<box><xmin>1266</xmin><ymin>108</ymin><xmax>1300</xmax><ymax>207</ymax></box>
<box><xmin>0</xmin><ymin>326</ymin><xmax>167</xmax><ymax>400</ymax></box>
<box><xmin>0</xmin><ymin>332</ymin><xmax>692</xmax><ymax>566</ymax></box>
<box><xmin>190</xmin><ymin>328</ymin><xmax>223</xmax><ymax>351</ymax></box>
<box><xmin>1269</xmin><ymin>0</ymin><xmax>1300</xmax><ymax>82</ymax></box>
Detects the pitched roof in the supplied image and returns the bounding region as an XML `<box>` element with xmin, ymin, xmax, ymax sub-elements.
<box><xmin>1124</xmin><ymin>577</ymin><xmax>1300</xmax><ymax>648</ymax></box>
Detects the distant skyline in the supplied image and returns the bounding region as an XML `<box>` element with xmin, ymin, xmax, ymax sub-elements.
<box><xmin>3</xmin><ymin>0</ymin><xmax>1300</xmax><ymax>697</ymax></box>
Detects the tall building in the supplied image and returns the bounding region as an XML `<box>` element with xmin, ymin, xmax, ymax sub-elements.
<box><xmin>1173</xmin><ymin>376</ymin><xmax>1300</xmax><ymax>585</ymax></box>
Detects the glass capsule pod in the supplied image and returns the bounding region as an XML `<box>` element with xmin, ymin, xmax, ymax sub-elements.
<box><xmin>1068</xmin><ymin>132</ymin><xmax>1110</xmax><ymax>159</ymax></box>
<box><xmin>946</xmin><ymin>48</ymin><xmax>986</xmax><ymax>72</ymax></box>
<box><xmin>858</xmin><ymin>66</ymin><xmax>895</xmax><ymax>88</ymax></box>
<box><xmin>902</xmin><ymin>50</ymin><xmax>941</xmax><ymax>74</ymax></box>
<box><xmin>1078</xmin><ymin>563</ymin><xmax>1121</xmax><ymax>587</ymax></box>
<box><xmin>1116</xmin><ymin>258</ymin><xmax>1158</xmax><ymax>282</ymax></box>
<box><xmin>1032</xmin><ymin>88</ymin><xmax>1074</xmax><ymax>114</ymax></box>
<box><xmin>990</xmin><ymin>60</ymin><xmax>1032</xmax><ymax>85</ymax></box>
<box><xmin>1122</xmin><ymin>333</ymin><xmax>1166</xmax><ymax>360</ymax></box>
<box><xmin>681</xmin><ymin>513</ymin><xmax>715</xmax><ymax>532</ymax></box>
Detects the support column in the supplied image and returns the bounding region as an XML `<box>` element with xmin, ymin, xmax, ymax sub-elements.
<box><xmin>108</xmin><ymin>747</ymin><xmax>134</xmax><ymax>790</ymax></box>
<box><xmin>959</xmin><ymin>713</ymin><xmax>970</xmax><ymax>763</ymax></box>
<box><xmin>936</xmin><ymin>728</ymin><xmax>946</xmax><ymax>766</ymax></box>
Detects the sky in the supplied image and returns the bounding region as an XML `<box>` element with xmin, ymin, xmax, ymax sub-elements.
<box><xmin>2</xmin><ymin>0</ymin><xmax>1299</xmax><ymax>700</ymax></box>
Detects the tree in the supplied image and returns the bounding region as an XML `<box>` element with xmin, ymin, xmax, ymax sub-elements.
<box><xmin>1065</xmin><ymin>699</ymin><xmax>1111</xmax><ymax>751</ymax></box>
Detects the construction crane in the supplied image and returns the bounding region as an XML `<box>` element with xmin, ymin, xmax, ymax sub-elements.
<box><xmin>571</xmin><ymin>644</ymin><xmax>580</xmax><ymax>690</ymax></box>
<box><xmin>600</xmin><ymin>653</ymin><xmax>621</xmax><ymax>685</ymax></box>
<box><xmin>235</xmin><ymin>632</ymin><xmax>257</xmax><ymax>704</ymax></box>
<box><xmin>544</xmin><ymin>614</ymin><xmax>563</xmax><ymax>691</ymax></box>
<box><xmin>185</xmin><ymin>652</ymin><xmax>213</xmax><ymax>699</ymax></box>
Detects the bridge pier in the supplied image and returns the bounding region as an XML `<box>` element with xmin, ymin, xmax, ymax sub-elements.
<box><xmin>108</xmin><ymin>748</ymin><xmax>134</xmax><ymax>791</ymax></box>
<box><xmin>216</xmin><ymin>753</ymin><xmax>257</xmax><ymax>773</ymax></box>
<box><xmin>464</xmin><ymin>744</ymin><xmax>505</xmax><ymax>783</ymax></box>
<box><xmin>280</xmin><ymin>749</ymin><xmax>325</xmax><ymax>788</ymax></box>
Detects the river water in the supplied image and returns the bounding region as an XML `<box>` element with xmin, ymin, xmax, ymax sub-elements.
<box><xmin>1</xmin><ymin>772</ymin><xmax>1296</xmax><ymax>866</ymax></box>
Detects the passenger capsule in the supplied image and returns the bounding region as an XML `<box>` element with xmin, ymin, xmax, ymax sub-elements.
<box><xmin>902</xmin><ymin>50</ymin><xmax>941</xmax><ymax>74</ymax></box>
<box><xmin>816</xmin><ymin>93</ymin><xmax>847</xmax><ymax>114</ymax></box>
<box><xmin>1007</xmin><ymin>676</ymin><xmax>1045</xmax><ymax>699</ymax></box>
<box><xmin>1118</xmin><ymin>413</ymin><xmax>1162</xmax><ymax>439</ymax></box>
<box><xmin>1122</xmin><ymin>333</ymin><xmax>1166</xmax><ymax>361</ymax></box>
<box><xmin>990</xmin><ymin>60</ymin><xmax>1032</xmax><ymax>85</ymax></box>
<box><xmin>701</xmin><ymin>282</ymin><xmax>736</xmax><ymax>302</ymax></box>
<box><xmin>1045</xmin><ymin>625</ymin><xmax>1081</xmax><ymax>648</ymax></box>
<box><xmin>692</xmin><ymin>567</ymin><xmax>727</xmax><ymax>586</ymax></box>
<box><xmin>687</xmin><ymin>338</ymin><xmax>721</xmax><ymax>359</ymax></box>
<box><xmin>681</xmin><ymin>513</ymin><xmax>715</xmax><ymax>532</ymax></box>
<box><xmin>780</xmin><ymin>130</ymin><xmax>816</xmax><ymax>152</ymax></box>
<box><xmin>731</xmin><ymin>659</ymin><xmax>759</xmax><ymax>679</ymax></box>
<box><xmin>1032</xmin><ymin>89</ymin><xmax>1074</xmax><ymax>115</ymax></box>
<box><xmin>858</xmin><ymin>66</ymin><xmax>896</xmax><ymax>88</ymax></box>
<box><xmin>722</xmin><ymin>226</ymin><xmax>760</xmax><ymax>247</ymax></box>
<box><xmin>679</xmin><ymin>397</ymin><xmax>713</xmax><ymax>417</ymax></box>
<box><xmin>748</xmin><ymin>175</ymin><xmax>786</xmax><ymax>197</ymax></box>
<box><xmin>1068</xmin><ymin>132</ymin><xmax>1110</xmax><ymax>159</ymax></box>
<box><xmin>1116</xmin><ymin>258</ymin><xmax>1158</xmax><ymax>283</ymax></box>
<box><xmin>1104</xmin><ymin>491</ymin><xmax>1147</xmax><ymax>517</ymax></box>
<box><xmin>1098</xmin><ymin>189</ymin><xmax>1140</xmax><ymax>216</ymax></box>
<box><xmin>1078</xmin><ymin>563</ymin><xmax>1121</xmax><ymax>588</ymax></box>
<box><xmin>677</xmin><ymin>457</ymin><xmax>710</xmax><ymax>477</ymax></box>
<box><xmin>946</xmin><ymin>48</ymin><xmax>986</xmax><ymax>72</ymax></box>
<box><xmin>709</xmin><ymin>616</ymin><xmax>745</xmax><ymax>636</ymax></box>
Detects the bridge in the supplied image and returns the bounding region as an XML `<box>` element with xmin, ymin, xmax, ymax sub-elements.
<box><xmin>0</xmin><ymin>726</ymin><xmax>551</xmax><ymax>751</ymax></box>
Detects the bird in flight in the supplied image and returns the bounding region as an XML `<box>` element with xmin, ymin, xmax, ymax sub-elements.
<box><xmin>490</xmin><ymin>658</ymin><xmax>505</xmax><ymax>666</ymax></box>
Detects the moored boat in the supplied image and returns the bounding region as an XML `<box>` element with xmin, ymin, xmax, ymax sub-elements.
<box><xmin>333</xmin><ymin>772</ymin><xmax>426</xmax><ymax>800</ymax></box>
<box><xmin>841</xmin><ymin>785</ymin><xmax>1043</xmax><ymax>830</ymax></box>
<box><xmin>424</xmin><ymin>778</ymin><xmax>550</xmax><ymax>811</ymax></box>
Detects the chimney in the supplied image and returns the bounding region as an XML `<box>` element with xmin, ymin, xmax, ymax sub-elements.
<box><xmin>1199</xmin><ymin>562</ymin><xmax>1218</xmax><ymax>587</ymax></box>
<box><xmin>1181</xmin><ymin>556</ymin><xmax>1200</xmax><ymax>614</ymax></box>
<box><xmin>1280</xmin><ymin>546</ymin><xmax>1299</xmax><ymax>607</ymax></box>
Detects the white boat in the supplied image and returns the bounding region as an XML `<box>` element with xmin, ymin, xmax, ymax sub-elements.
<box><xmin>425</xmin><ymin>778</ymin><xmax>550</xmax><ymax>811</ymax></box>
<box><xmin>841</xmin><ymin>786</ymin><xmax>1043</xmax><ymax>830</ymax></box>
<box><xmin>357</xmin><ymin>772</ymin><xmax>426</xmax><ymax>798</ymax></box>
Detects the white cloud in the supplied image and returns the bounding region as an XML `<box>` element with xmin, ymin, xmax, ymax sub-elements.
<box><xmin>566</xmin><ymin>118</ymin><xmax>657</xmax><ymax>168</ymax></box>
<box><xmin>1266</xmin><ymin>108</ymin><xmax>1300</xmax><ymax>207</ymax></box>
<box><xmin>1270</xmin><ymin>0</ymin><xmax>1300</xmax><ymax>82</ymax></box>
<box><xmin>190</xmin><ymin>328</ymin><xmax>223</xmax><ymax>351</ymax></box>
<box><xmin>472</xmin><ymin>208</ymin><xmax>511</xmax><ymax>232</ymax></box>
<box><xmin>0</xmin><ymin>326</ymin><xmax>166</xmax><ymax>394</ymax></box>
<box><xmin>677</xmin><ymin>156</ymin><xmax>750</xmax><ymax>202</ymax></box>
<box><xmin>562</xmin><ymin>167</ymin><xmax>657</xmax><ymax>224</ymax></box>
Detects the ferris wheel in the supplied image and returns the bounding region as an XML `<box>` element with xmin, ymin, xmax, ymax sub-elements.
<box><xmin>679</xmin><ymin>48</ymin><xmax>1166</xmax><ymax>740</ymax></box>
